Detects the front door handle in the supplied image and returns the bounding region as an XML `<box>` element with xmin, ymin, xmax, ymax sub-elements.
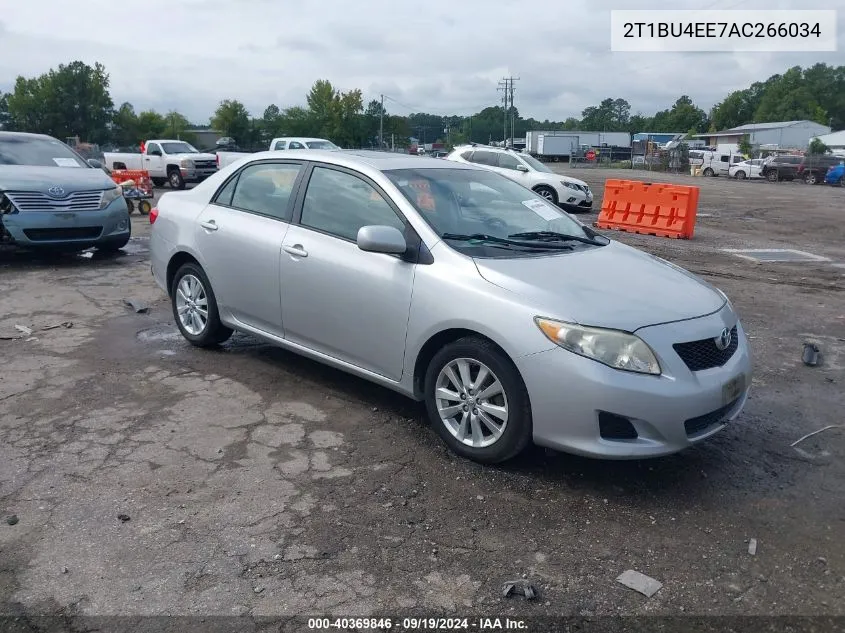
<box><xmin>283</xmin><ymin>244</ymin><xmax>308</xmax><ymax>257</ymax></box>
<box><xmin>200</xmin><ymin>220</ymin><xmax>218</xmax><ymax>231</ymax></box>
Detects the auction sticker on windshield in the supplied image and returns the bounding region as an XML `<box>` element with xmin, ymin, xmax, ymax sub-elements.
<box><xmin>522</xmin><ymin>198</ymin><xmax>562</xmax><ymax>221</ymax></box>
<box><xmin>53</xmin><ymin>158</ymin><xmax>81</xmax><ymax>167</ymax></box>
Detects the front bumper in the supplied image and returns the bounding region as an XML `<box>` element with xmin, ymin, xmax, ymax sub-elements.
<box><xmin>560</xmin><ymin>198</ymin><xmax>593</xmax><ymax>213</ymax></box>
<box><xmin>180</xmin><ymin>167</ymin><xmax>218</xmax><ymax>182</ymax></box>
<box><xmin>515</xmin><ymin>305</ymin><xmax>752</xmax><ymax>459</ymax></box>
<box><xmin>0</xmin><ymin>199</ymin><xmax>131</xmax><ymax>248</ymax></box>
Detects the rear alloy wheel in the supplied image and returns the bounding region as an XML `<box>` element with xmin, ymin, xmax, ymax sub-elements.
<box><xmin>424</xmin><ymin>337</ymin><xmax>532</xmax><ymax>464</ymax></box>
<box><xmin>767</xmin><ymin>170</ymin><xmax>779</xmax><ymax>182</ymax></box>
<box><xmin>533</xmin><ymin>185</ymin><xmax>558</xmax><ymax>205</ymax></box>
<box><xmin>804</xmin><ymin>172</ymin><xmax>818</xmax><ymax>185</ymax></box>
<box><xmin>171</xmin><ymin>263</ymin><xmax>233</xmax><ymax>347</ymax></box>
<box><xmin>735</xmin><ymin>170</ymin><xmax>746</xmax><ymax>180</ymax></box>
<box><xmin>703</xmin><ymin>168</ymin><xmax>714</xmax><ymax>177</ymax></box>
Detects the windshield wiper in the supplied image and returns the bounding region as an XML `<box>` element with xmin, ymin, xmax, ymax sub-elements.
<box><xmin>441</xmin><ymin>233</ymin><xmax>573</xmax><ymax>250</ymax></box>
<box><xmin>507</xmin><ymin>230</ymin><xmax>607</xmax><ymax>247</ymax></box>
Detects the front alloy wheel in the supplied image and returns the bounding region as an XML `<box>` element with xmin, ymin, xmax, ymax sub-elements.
<box><xmin>435</xmin><ymin>358</ymin><xmax>509</xmax><ymax>449</ymax></box>
<box><xmin>424</xmin><ymin>336</ymin><xmax>532</xmax><ymax>463</ymax></box>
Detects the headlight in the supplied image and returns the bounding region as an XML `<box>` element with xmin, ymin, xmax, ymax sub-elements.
<box><xmin>100</xmin><ymin>185</ymin><xmax>123</xmax><ymax>209</ymax></box>
<box><xmin>562</xmin><ymin>181</ymin><xmax>579</xmax><ymax>190</ymax></box>
<box><xmin>180</xmin><ymin>159</ymin><xmax>193</xmax><ymax>168</ymax></box>
<box><xmin>535</xmin><ymin>317</ymin><xmax>661</xmax><ymax>375</ymax></box>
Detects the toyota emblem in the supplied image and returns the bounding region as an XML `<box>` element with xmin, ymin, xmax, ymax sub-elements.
<box><xmin>47</xmin><ymin>186</ymin><xmax>66</xmax><ymax>197</ymax></box>
<box><xmin>714</xmin><ymin>327</ymin><xmax>732</xmax><ymax>351</ymax></box>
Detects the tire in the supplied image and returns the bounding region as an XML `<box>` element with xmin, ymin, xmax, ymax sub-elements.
<box><xmin>152</xmin><ymin>177</ymin><xmax>167</xmax><ymax>187</ymax></box>
<box><xmin>533</xmin><ymin>185</ymin><xmax>558</xmax><ymax>205</ymax></box>
<box><xmin>735</xmin><ymin>170</ymin><xmax>746</xmax><ymax>180</ymax></box>
<box><xmin>137</xmin><ymin>200</ymin><xmax>151</xmax><ymax>215</ymax></box>
<box><xmin>125</xmin><ymin>199</ymin><xmax>134</xmax><ymax>213</ymax></box>
<box><xmin>803</xmin><ymin>172</ymin><xmax>818</xmax><ymax>185</ymax></box>
<box><xmin>766</xmin><ymin>170</ymin><xmax>779</xmax><ymax>182</ymax></box>
<box><xmin>703</xmin><ymin>168</ymin><xmax>714</xmax><ymax>177</ymax></box>
<box><xmin>424</xmin><ymin>336</ymin><xmax>532</xmax><ymax>464</ymax></box>
<box><xmin>170</xmin><ymin>262</ymin><xmax>233</xmax><ymax>348</ymax></box>
<box><xmin>168</xmin><ymin>169</ymin><xmax>186</xmax><ymax>190</ymax></box>
<box><xmin>96</xmin><ymin>235</ymin><xmax>130</xmax><ymax>252</ymax></box>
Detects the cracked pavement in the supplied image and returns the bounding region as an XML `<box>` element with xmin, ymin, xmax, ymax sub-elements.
<box><xmin>1</xmin><ymin>174</ymin><xmax>844</xmax><ymax>619</ymax></box>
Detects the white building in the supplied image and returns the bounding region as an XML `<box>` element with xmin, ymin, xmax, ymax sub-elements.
<box><xmin>695</xmin><ymin>120</ymin><xmax>832</xmax><ymax>151</ymax></box>
<box><xmin>812</xmin><ymin>130</ymin><xmax>845</xmax><ymax>150</ymax></box>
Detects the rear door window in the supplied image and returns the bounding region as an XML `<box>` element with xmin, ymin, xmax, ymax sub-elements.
<box><xmin>471</xmin><ymin>151</ymin><xmax>498</xmax><ymax>166</ymax></box>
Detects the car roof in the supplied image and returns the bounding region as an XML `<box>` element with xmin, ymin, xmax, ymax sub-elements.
<box><xmin>453</xmin><ymin>144</ymin><xmax>528</xmax><ymax>155</ymax></box>
<box><xmin>244</xmin><ymin>149</ymin><xmax>479</xmax><ymax>172</ymax></box>
<box><xmin>272</xmin><ymin>137</ymin><xmax>333</xmax><ymax>143</ymax></box>
<box><xmin>0</xmin><ymin>131</ymin><xmax>56</xmax><ymax>141</ymax></box>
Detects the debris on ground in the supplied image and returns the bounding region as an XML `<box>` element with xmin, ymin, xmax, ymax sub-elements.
<box><xmin>616</xmin><ymin>569</ymin><xmax>663</xmax><ymax>598</ymax></box>
<box><xmin>117</xmin><ymin>514</ymin><xmax>131</xmax><ymax>522</ymax></box>
<box><xmin>42</xmin><ymin>322</ymin><xmax>73</xmax><ymax>330</ymax></box>
<box><xmin>6</xmin><ymin>515</ymin><xmax>19</xmax><ymax>526</ymax></box>
<box><xmin>253</xmin><ymin>586</ymin><xmax>265</xmax><ymax>594</ymax></box>
<box><xmin>14</xmin><ymin>324</ymin><xmax>32</xmax><ymax>336</ymax></box>
<box><xmin>62</xmin><ymin>566</ymin><xmax>69</xmax><ymax>574</ymax></box>
<box><xmin>791</xmin><ymin>425</ymin><xmax>844</xmax><ymax>448</ymax></box>
<box><xmin>802</xmin><ymin>342</ymin><xmax>821</xmax><ymax>366</ymax></box>
<box><xmin>748</xmin><ymin>538</ymin><xmax>758</xmax><ymax>556</ymax></box>
<box><xmin>123</xmin><ymin>299</ymin><xmax>150</xmax><ymax>314</ymax></box>
<box><xmin>502</xmin><ymin>579</ymin><xmax>539</xmax><ymax>600</ymax></box>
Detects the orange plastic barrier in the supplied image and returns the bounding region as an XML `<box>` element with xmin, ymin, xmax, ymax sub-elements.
<box><xmin>595</xmin><ymin>179</ymin><xmax>699</xmax><ymax>239</ymax></box>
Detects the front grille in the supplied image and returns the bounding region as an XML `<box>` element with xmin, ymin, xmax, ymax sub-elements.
<box><xmin>674</xmin><ymin>325</ymin><xmax>738</xmax><ymax>371</ymax></box>
<box><xmin>5</xmin><ymin>190</ymin><xmax>104</xmax><ymax>211</ymax></box>
<box><xmin>194</xmin><ymin>161</ymin><xmax>216</xmax><ymax>169</ymax></box>
<box><xmin>23</xmin><ymin>226</ymin><xmax>102</xmax><ymax>241</ymax></box>
<box><xmin>684</xmin><ymin>399</ymin><xmax>738</xmax><ymax>436</ymax></box>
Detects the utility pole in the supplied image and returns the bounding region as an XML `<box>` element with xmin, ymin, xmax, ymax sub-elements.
<box><xmin>498</xmin><ymin>77</ymin><xmax>520</xmax><ymax>146</ymax></box>
<box><xmin>497</xmin><ymin>79</ymin><xmax>508</xmax><ymax>144</ymax></box>
<box><xmin>379</xmin><ymin>94</ymin><xmax>384</xmax><ymax>150</ymax></box>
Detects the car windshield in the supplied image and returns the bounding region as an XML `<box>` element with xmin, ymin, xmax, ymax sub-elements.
<box><xmin>518</xmin><ymin>153</ymin><xmax>553</xmax><ymax>173</ymax></box>
<box><xmin>0</xmin><ymin>136</ymin><xmax>88</xmax><ymax>167</ymax></box>
<box><xmin>306</xmin><ymin>140</ymin><xmax>340</xmax><ymax>149</ymax></box>
<box><xmin>384</xmin><ymin>167</ymin><xmax>599</xmax><ymax>256</ymax></box>
<box><xmin>161</xmin><ymin>142</ymin><xmax>198</xmax><ymax>154</ymax></box>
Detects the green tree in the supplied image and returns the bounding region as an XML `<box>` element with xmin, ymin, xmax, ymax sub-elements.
<box><xmin>753</xmin><ymin>66</ymin><xmax>827</xmax><ymax>124</ymax></box>
<box><xmin>136</xmin><ymin>110</ymin><xmax>167</xmax><ymax>142</ymax></box>
<box><xmin>7</xmin><ymin>61</ymin><xmax>113</xmax><ymax>142</ymax></box>
<box><xmin>278</xmin><ymin>106</ymin><xmax>316</xmax><ymax>137</ymax></box>
<box><xmin>111</xmin><ymin>102</ymin><xmax>139</xmax><ymax>147</ymax></box>
<box><xmin>211</xmin><ymin>99</ymin><xmax>251</xmax><ymax>143</ymax></box>
<box><xmin>808</xmin><ymin>138</ymin><xmax>830</xmax><ymax>155</ymax></box>
<box><xmin>0</xmin><ymin>92</ymin><xmax>12</xmax><ymax>130</ymax></box>
<box><xmin>165</xmin><ymin>110</ymin><xmax>192</xmax><ymax>140</ymax></box>
<box><xmin>261</xmin><ymin>104</ymin><xmax>283</xmax><ymax>139</ymax></box>
<box><xmin>738</xmin><ymin>134</ymin><xmax>753</xmax><ymax>157</ymax></box>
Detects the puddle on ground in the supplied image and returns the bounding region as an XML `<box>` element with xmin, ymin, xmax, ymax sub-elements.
<box><xmin>136</xmin><ymin>323</ymin><xmax>268</xmax><ymax>355</ymax></box>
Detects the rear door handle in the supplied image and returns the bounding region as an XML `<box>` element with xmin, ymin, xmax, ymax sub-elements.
<box><xmin>283</xmin><ymin>244</ymin><xmax>307</xmax><ymax>257</ymax></box>
<box><xmin>200</xmin><ymin>220</ymin><xmax>218</xmax><ymax>231</ymax></box>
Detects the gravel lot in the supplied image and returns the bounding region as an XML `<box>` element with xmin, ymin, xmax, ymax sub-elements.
<box><xmin>1</xmin><ymin>172</ymin><xmax>844</xmax><ymax>621</ymax></box>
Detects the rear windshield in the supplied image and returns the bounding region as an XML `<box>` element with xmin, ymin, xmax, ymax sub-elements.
<box><xmin>0</xmin><ymin>136</ymin><xmax>88</xmax><ymax>167</ymax></box>
<box><xmin>305</xmin><ymin>141</ymin><xmax>340</xmax><ymax>150</ymax></box>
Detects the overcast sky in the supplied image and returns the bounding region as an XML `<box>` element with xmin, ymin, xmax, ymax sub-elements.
<box><xmin>0</xmin><ymin>0</ymin><xmax>842</xmax><ymax>124</ymax></box>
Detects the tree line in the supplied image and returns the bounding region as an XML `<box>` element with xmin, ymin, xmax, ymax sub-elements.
<box><xmin>0</xmin><ymin>61</ymin><xmax>842</xmax><ymax>151</ymax></box>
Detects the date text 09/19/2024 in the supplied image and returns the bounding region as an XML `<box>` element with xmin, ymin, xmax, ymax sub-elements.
<box><xmin>307</xmin><ymin>617</ymin><xmax>528</xmax><ymax>630</ymax></box>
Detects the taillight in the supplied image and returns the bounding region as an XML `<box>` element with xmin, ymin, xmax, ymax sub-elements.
<box><xmin>216</xmin><ymin>154</ymin><xmax>220</xmax><ymax>167</ymax></box>
<box><xmin>149</xmin><ymin>207</ymin><xmax>158</xmax><ymax>224</ymax></box>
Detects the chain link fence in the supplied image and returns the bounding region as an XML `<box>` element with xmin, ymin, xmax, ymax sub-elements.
<box><xmin>568</xmin><ymin>143</ymin><xmax>692</xmax><ymax>175</ymax></box>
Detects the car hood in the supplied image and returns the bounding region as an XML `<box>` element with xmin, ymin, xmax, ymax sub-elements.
<box><xmin>473</xmin><ymin>240</ymin><xmax>725</xmax><ymax>331</ymax></box>
<box><xmin>0</xmin><ymin>165</ymin><xmax>115</xmax><ymax>193</ymax></box>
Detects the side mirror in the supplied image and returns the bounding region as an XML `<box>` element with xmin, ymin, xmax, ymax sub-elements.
<box><xmin>357</xmin><ymin>225</ymin><xmax>407</xmax><ymax>255</ymax></box>
<box><xmin>87</xmin><ymin>159</ymin><xmax>103</xmax><ymax>169</ymax></box>
<box><xmin>516</xmin><ymin>164</ymin><xmax>529</xmax><ymax>172</ymax></box>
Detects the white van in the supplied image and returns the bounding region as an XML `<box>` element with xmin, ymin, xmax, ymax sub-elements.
<box><xmin>689</xmin><ymin>150</ymin><xmax>747</xmax><ymax>176</ymax></box>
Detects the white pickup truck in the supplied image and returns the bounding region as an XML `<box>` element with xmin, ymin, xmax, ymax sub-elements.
<box><xmin>103</xmin><ymin>139</ymin><xmax>218</xmax><ymax>189</ymax></box>
<box><xmin>215</xmin><ymin>137</ymin><xmax>340</xmax><ymax>170</ymax></box>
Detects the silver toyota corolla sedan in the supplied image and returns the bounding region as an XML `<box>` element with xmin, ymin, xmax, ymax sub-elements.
<box><xmin>149</xmin><ymin>150</ymin><xmax>752</xmax><ymax>464</ymax></box>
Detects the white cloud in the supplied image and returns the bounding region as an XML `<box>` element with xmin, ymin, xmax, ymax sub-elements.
<box><xmin>0</xmin><ymin>0</ymin><xmax>842</xmax><ymax>123</ymax></box>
